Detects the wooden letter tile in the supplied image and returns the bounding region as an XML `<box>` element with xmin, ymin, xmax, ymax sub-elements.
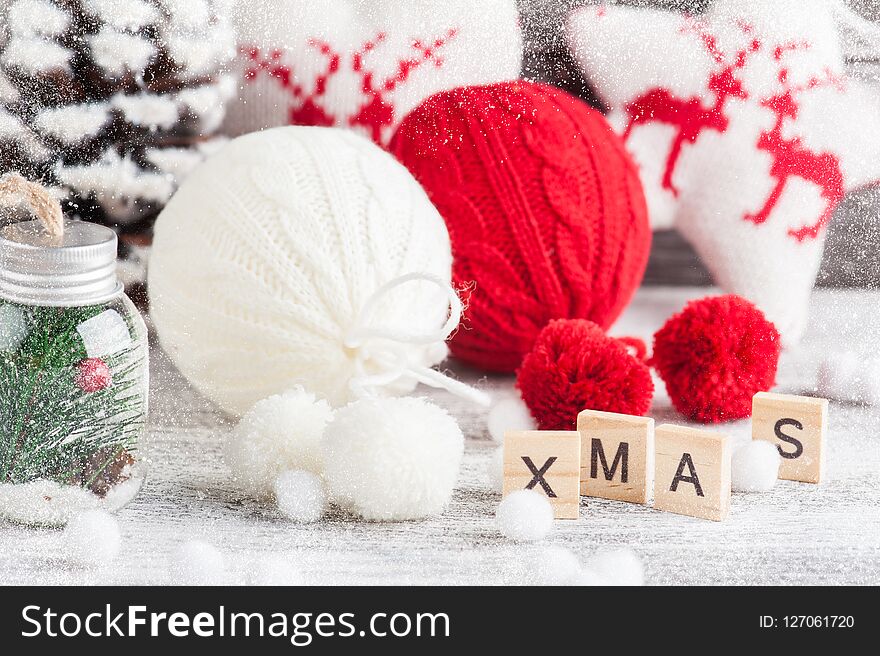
<box><xmin>752</xmin><ymin>392</ymin><xmax>828</xmax><ymax>484</ymax></box>
<box><xmin>654</xmin><ymin>424</ymin><xmax>731</xmax><ymax>521</ymax></box>
<box><xmin>577</xmin><ymin>409</ymin><xmax>654</xmax><ymax>504</ymax></box>
<box><xmin>503</xmin><ymin>431</ymin><xmax>581</xmax><ymax>519</ymax></box>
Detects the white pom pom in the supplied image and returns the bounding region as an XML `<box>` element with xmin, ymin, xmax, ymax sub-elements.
<box><xmin>732</xmin><ymin>440</ymin><xmax>780</xmax><ymax>492</ymax></box>
<box><xmin>522</xmin><ymin>545</ymin><xmax>583</xmax><ymax>585</ymax></box>
<box><xmin>169</xmin><ymin>540</ymin><xmax>225</xmax><ymax>585</ymax></box>
<box><xmin>62</xmin><ymin>510</ymin><xmax>121</xmax><ymax>565</ymax></box>
<box><xmin>487</xmin><ymin>395</ymin><xmax>537</xmax><ymax>442</ymax></box>
<box><xmin>817</xmin><ymin>351</ymin><xmax>880</xmax><ymax>405</ymax></box>
<box><xmin>322</xmin><ymin>397</ymin><xmax>464</xmax><ymax>521</ymax></box>
<box><xmin>243</xmin><ymin>555</ymin><xmax>304</xmax><ymax>586</ymax></box>
<box><xmin>274</xmin><ymin>470</ymin><xmax>326</xmax><ymax>523</ymax></box>
<box><xmin>568</xmin><ymin>568</ymin><xmax>610</xmax><ymax>586</ymax></box>
<box><xmin>496</xmin><ymin>490</ymin><xmax>554</xmax><ymax>542</ymax></box>
<box><xmin>225</xmin><ymin>388</ymin><xmax>333</xmax><ymax>498</ymax></box>
<box><xmin>587</xmin><ymin>548</ymin><xmax>644</xmax><ymax>586</ymax></box>
<box><xmin>485</xmin><ymin>447</ymin><xmax>504</xmax><ymax>493</ymax></box>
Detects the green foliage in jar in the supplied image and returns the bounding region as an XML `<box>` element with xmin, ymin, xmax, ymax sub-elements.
<box><xmin>0</xmin><ymin>300</ymin><xmax>147</xmax><ymax>494</ymax></box>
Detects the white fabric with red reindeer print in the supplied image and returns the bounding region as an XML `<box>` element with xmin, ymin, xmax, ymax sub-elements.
<box><xmin>566</xmin><ymin>0</ymin><xmax>880</xmax><ymax>345</ymax></box>
<box><xmin>222</xmin><ymin>0</ymin><xmax>522</xmax><ymax>145</ymax></box>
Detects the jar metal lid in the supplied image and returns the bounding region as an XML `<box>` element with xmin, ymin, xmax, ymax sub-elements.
<box><xmin>0</xmin><ymin>219</ymin><xmax>123</xmax><ymax>307</ymax></box>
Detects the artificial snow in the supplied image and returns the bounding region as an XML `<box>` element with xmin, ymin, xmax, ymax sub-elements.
<box><xmin>225</xmin><ymin>388</ymin><xmax>332</xmax><ymax>498</ymax></box>
<box><xmin>63</xmin><ymin>510</ymin><xmax>122</xmax><ymax>566</ymax></box>
<box><xmin>33</xmin><ymin>103</ymin><xmax>110</xmax><ymax>144</ymax></box>
<box><xmin>88</xmin><ymin>29</ymin><xmax>155</xmax><ymax>76</ymax></box>
<box><xmin>487</xmin><ymin>394</ymin><xmax>537</xmax><ymax>442</ymax></box>
<box><xmin>8</xmin><ymin>0</ymin><xmax>71</xmax><ymax>38</ymax></box>
<box><xmin>111</xmin><ymin>93</ymin><xmax>180</xmax><ymax>131</ymax></box>
<box><xmin>145</xmin><ymin>146</ymin><xmax>207</xmax><ymax>177</ymax></box>
<box><xmin>495</xmin><ymin>490</ymin><xmax>553</xmax><ymax>542</ymax></box>
<box><xmin>274</xmin><ymin>470</ymin><xmax>326</xmax><ymax>523</ymax></box>
<box><xmin>165</xmin><ymin>32</ymin><xmax>235</xmax><ymax>79</ymax></box>
<box><xmin>169</xmin><ymin>540</ymin><xmax>226</xmax><ymax>585</ymax></box>
<box><xmin>85</xmin><ymin>0</ymin><xmax>159</xmax><ymax>32</ymax></box>
<box><xmin>54</xmin><ymin>150</ymin><xmax>176</xmax><ymax>221</ymax></box>
<box><xmin>1</xmin><ymin>37</ymin><xmax>72</xmax><ymax>73</ymax></box>
<box><xmin>731</xmin><ymin>440</ymin><xmax>781</xmax><ymax>493</ymax></box>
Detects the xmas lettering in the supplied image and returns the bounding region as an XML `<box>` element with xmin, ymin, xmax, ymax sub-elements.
<box><xmin>503</xmin><ymin>392</ymin><xmax>827</xmax><ymax>521</ymax></box>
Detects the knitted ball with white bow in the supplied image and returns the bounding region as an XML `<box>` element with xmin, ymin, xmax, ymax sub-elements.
<box><xmin>149</xmin><ymin>126</ymin><xmax>487</xmax><ymax>416</ymax></box>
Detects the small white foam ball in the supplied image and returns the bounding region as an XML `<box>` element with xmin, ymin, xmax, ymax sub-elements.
<box><xmin>244</xmin><ymin>555</ymin><xmax>304</xmax><ymax>586</ymax></box>
<box><xmin>496</xmin><ymin>490</ymin><xmax>554</xmax><ymax>542</ymax></box>
<box><xmin>485</xmin><ymin>446</ymin><xmax>504</xmax><ymax>493</ymax></box>
<box><xmin>322</xmin><ymin>397</ymin><xmax>464</xmax><ymax>521</ymax></box>
<box><xmin>732</xmin><ymin>440</ymin><xmax>780</xmax><ymax>492</ymax></box>
<box><xmin>587</xmin><ymin>548</ymin><xmax>644</xmax><ymax>586</ymax></box>
<box><xmin>487</xmin><ymin>395</ymin><xmax>537</xmax><ymax>442</ymax></box>
<box><xmin>523</xmin><ymin>545</ymin><xmax>583</xmax><ymax>585</ymax></box>
<box><xmin>274</xmin><ymin>470</ymin><xmax>326</xmax><ymax>523</ymax></box>
<box><xmin>817</xmin><ymin>351</ymin><xmax>880</xmax><ymax>404</ymax></box>
<box><xmin>225</xmin><ymin>388</ymin><xmax>333</xmax><ymax>498</ymax></box>
<box><xmin>169</xmin><ymin>540</ymin><xmax>225</xmax><ymax>585</ymax></box>
<box><xmin>568</xmin><ymin>568</ymin><xmax>611</xmax><ymax>586</ymax></box>
<box><xmin>62</xmin><ymin>510</ymin><xmax>121</xmax><ymax>565</ymax></box>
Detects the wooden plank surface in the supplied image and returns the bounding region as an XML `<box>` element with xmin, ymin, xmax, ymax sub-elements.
<box><xmin>1</xmin><ymin>286</ymin><xmax>878</xmax><ymax>585</ymax></box>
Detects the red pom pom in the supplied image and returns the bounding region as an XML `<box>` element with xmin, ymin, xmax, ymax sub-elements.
<box><xmin>75</xmin><ymin>358</ymin><xmax>112</xmax><ymax>393</ymax></box>
<box><xmin>517</xmin><ymin>319</ymin><xmax>654</xmax><ymax>431</ymax></box>
<box><xmin>390</xmin><ymin>81</ymin><xmax>651</xmax><ymax>372</ymax></box>
<box><xmin>652</xmin><ymin>295</ymin><xmax>781</xmax><ymax>424</ymax></box>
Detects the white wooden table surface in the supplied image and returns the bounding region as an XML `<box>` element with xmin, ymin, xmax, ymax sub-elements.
<box><xmin>1</xmin><ymin>286</ymin><xmax>878</xmax><ymax>586</ymax></box>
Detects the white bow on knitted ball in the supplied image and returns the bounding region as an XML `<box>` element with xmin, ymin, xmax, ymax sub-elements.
<box><xmin>566</xmin><ymin>0</ymin><xmax>880</xmax><ymax>343</ymax></box>
<box><xmin>222</xmin><ymin>0</ymin><xmax>522</xmax><ymax>145</ymax></box>
<box><xmin>149</xmin><ymin>126</ymin><xmax>487</xmax><ymax>416</ymax></box>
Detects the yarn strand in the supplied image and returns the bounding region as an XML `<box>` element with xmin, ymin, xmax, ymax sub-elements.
<box><xmin>345</xmin><ymin>273</ymin><xmax>490</xmax><ymax>406</ymax></box>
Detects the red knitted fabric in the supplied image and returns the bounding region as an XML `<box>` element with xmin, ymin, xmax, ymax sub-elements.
<box><xmin>517</xmin><ymin>319</ymin><xmax>654</xmax><ymax>431</ymax></box>
<box><xmin>389</xmin><ymin>81</ymin><xmax>651</xmax><ymax>372</ymax></box>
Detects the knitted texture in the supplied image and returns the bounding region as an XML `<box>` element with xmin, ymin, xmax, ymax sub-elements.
<box><xmin>0</xmin><ymin>0</ymin><xmax>236</xmax><ymax>234</ymax></box>
<box><xmin>566</xmin><ymin>0</ymin><xmax>880</xmax><ymax>344</ymax></box>
<box><xmin>389</xmin><ymin>81</ymin><xmax>651</xmax><ymax>372</ymax></box>
<box><xmin>652</xmin><ymin>295</ymin><xmax>781</xmax><ymax>424</ymax></box>
<box><xmin>517</xmin><ymin>319</ymin><xmax>654</xmax><ymax>431</ymax></box>
<box><xmin>222</xmin><ymin>0</ymin><xmax>522</xmax><ymax>145</ymax></box>
<box><xmin>148</xmin><ymin>126</ymin><xmax>454</xmax><ymax>416</ymax></box>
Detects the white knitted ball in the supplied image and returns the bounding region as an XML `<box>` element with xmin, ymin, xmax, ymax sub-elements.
<box><xmin>225</xmin><ymin>388</ymin><xmax>332</xmax><ymax>497</ymax></box>
<box><xmin>322</xmin><ymin>397</ymin><xmax>464</xmax><ymax>521</ymax></box>
<box><xmin>149</xmin><ymin>126</ymin><xmax>454</xmax><ymax>416</ymax></box>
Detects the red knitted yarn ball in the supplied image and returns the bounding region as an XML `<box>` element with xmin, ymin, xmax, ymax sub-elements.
<box><xmin>517</xmin><ymin>319</ymin><xmax>654</xmax><ymax>431</ymax></box>
<box><xmin>389</xmin><ymin>81</ymin><xmax>650</xmax><ymax>372</ymax></box>
<box><xmin>652</xmin><ymin>295</ymin><xmax>781</xmax><ymax>424</ymax></box>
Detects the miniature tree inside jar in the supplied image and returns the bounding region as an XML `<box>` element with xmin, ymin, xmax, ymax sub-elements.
<box><xmin>0</xmin><ymin>174</ymin><xmax>148</xmax><ymax>526</ymax></box>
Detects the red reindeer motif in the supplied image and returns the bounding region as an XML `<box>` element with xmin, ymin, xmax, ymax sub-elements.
<box><xmin>745</xmin><ymin>50</ymin><xmax>846</xmax><ymax>242</ymax></box>
<box><xmin>241</xmin><ymin>28</ymin><xmax>459</xmax><ymax>143</ymax></box>
<box><xmin>242</xmin><ymin>41</ymin><xmax>340</xmax><ymax>128</ymax></box>
<box><xmin>623</xmin><ymin>21</ymin><xmax>760</xmax><ymax>196</ymax></box>
<box><xmin>350</xmin><ymin>29</ymin><xmax>458</xmax><ymax>142</ymax></box>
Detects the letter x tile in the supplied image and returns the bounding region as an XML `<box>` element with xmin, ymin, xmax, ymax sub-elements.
<box><xmin>502</xmin><ymin>431</ymin><xmax>581</xmax><ymax>519</ymax></box>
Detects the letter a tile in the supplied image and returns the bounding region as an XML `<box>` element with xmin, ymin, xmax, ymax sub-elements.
<box><xmin>503</xmin><ymin>431</ymin><xmax>581</xmax><ymax>519</ymax></box>
<box><xmin>654</xmin><ymin>424</ymin><xmax>731</xmax><ymax>521</ymax></box>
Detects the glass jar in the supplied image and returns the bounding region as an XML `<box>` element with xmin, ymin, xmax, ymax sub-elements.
<box><xmin>0</xmin><ymin>219</ymin><xmax>148</xmax><ymax>526</ymax></box>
